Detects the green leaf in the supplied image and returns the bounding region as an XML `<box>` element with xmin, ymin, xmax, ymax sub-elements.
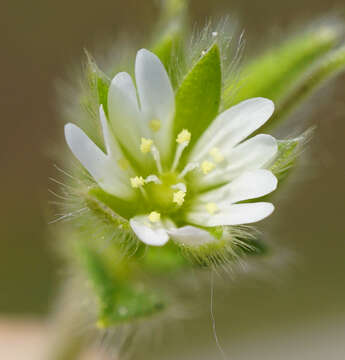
<box><xmin>271</xmin><ymin>44</ymin><xmax>345</xmax><ymax>123</ymax></box>
<box><xmin>98</xmin><ymin>284</ymin><xmax>165</xmax><ymax>327</ymax></box>
<box><xmin>224</xmin><ymin>24</ymin><xmax>341</xmax><ymax>111</ymax></box>
<box><xmin>270</xmin><ymin>129</ymin><xmax>313</xmax><ymax>181</ymax></box>
<box><xmin>174</xmin><ymin>43</ymin><xmax>222</xmax><ymax>148</ymax></box>
<box><xmin>77</xmin><ymin>243</ymin><xmax>117</xmax><ymax>322</ymax></box>
<box><xmin>77</xmin><ymin>243</ymin><xmax>165</xmax><ymax>327</ymax></box>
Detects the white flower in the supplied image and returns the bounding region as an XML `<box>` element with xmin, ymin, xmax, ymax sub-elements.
<box><xmin>65</xmin><ymin>49</ymin><xmax>278</xmax><ymax>247</ymax></box>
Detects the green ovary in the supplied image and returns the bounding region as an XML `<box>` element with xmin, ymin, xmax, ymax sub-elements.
<box><xmin>146</xmin><ymin>172</ymin><xmax>186</xmax><ymax>212</ymax></box>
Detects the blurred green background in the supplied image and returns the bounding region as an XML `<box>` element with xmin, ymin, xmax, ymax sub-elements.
<box><xmin>1</xmin><ymin>0</ymin><xmax>345</xmax><ymax>358</ymax></box>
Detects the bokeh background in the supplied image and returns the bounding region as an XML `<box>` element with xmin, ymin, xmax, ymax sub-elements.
<box><xmin>1</xmin><ymin>0</ymin><xmax>345</xmax><ymax>358</ymax></box>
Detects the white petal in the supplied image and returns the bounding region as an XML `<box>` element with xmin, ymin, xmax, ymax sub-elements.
<box><xmin>64</xmin><ymin>123</ymin><xmax>134</xmax><ymax>200</ymax></box>
<box><xmin>99</xmin><ymin>106</ymin><xmax>127</xmax><ymax>163</ymax></box>
<box><xmin>196</xmin><ymin>134</ymin><xmax>278</xmax><ymax>189</ymax></box>
<box><xmin>189</xmin><ymin>98</ymin><xmax>274</xmax><ymax>163</ymax></box>
<box><xmin>135</xmin><ymin>49</ymin><xmax>175</xmax><ymax>161</ymax></box>
<box><xmin>108</xmin><ymin>72</ymin><xmax>148</xmax><ymax>162</ymax></box>
<box><xmin>167</xmin><ymin>226</ymin><xmax>216</xmax><ymax>247</ymax></box>
<box><xmin>226</xmin><ymin>170</ymin><xmax>277</xmax><ymax>203</ymax></box>
<box><xmin>186</xmin><ymin>202</ymin><xmax>275</xmax><ymax>226</ymax></box>
<box><xmin>130</xmin><ymin>216</ymin><xmax>169</xmax><ymax>246</ymax></box>
<box><xmin>196</xmin><ymin>169</ymin><xmax>277</xmax><ymax>205</ymax></box>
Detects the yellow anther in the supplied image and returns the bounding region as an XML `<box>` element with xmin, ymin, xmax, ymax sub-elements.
<box><xmin>149</xmin><ymin>119</ymin><xmax>161</xmax><ymax>132</ymax></box>
<box><xmin>201</xmin><ymin>160</ymin><xmax>215</xmax><ymax>175</ymax></box>
<box><xmin>209</xmin><ymin>147</ymin><xmax>224</xmax><ymax>163</ymax></box>
<box><xmin>140</xmin><ymin>138</ymin><xmax>153</xmax><ymax>153</ymax></box>
<box><xmin>206</xmin><ymin>203</ymin><xmax>219</xmax><ymax>215</ymax></box>
<box><xmin>130</xmin><ymin>176</ymin><xmax>145</xmax><ymax>188</ymax></box>
<box><xmin>117</xmin><ymin>158</ymin><xmax>130</xmax><ymax>171</ymax></box>
<box><xmin>148</xmin><ymin>211</ymin><xmax>161</xmax><ymax>223</ymax></box>
<box><xmin>173</xmin><ymin>190</ymin><xmax>186</xmax><ymax>206</ymax></box>
<box><xmin>176</xmin><ymin>129</ymin><xmax>191</xmax><ymax>144</ymax></box>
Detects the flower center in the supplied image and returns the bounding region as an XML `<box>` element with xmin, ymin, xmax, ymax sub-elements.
<box><xmin>146</xmin><ymin>172</ymin><xmax>184</xmax><ymax>211</ymax></box>
<box><xmin>128</xmin><ymin>129</ymin><xmax>225</xmax><ymax>221</ymax></box>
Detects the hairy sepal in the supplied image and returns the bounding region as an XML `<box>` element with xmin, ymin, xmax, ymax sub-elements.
<box><xmin>85</xmin><ymin>52</ymin><xmax>110</xmax><ymax>115</ymax></box>
<box><xmin>85</xmin><ymin>187</ymin><xmax>191</xmax><ymax>272</ymax></box>
<box><xmin>173</xmin><ymin>43</ymin><xmax>222</xmax><ymax>151</ymax></box>
<box><xmin>270</xmin><ymin>128</ymin><xmax>313</xmax><ymax>182</ymax></box>
<box><xmin>178</xmin><ymin>226</ymin><xmax>266</xmax><ymax>268</ymax></box>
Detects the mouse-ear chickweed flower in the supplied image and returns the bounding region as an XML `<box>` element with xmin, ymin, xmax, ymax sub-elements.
<box><xmin>54</xmin><ymin>0</ymin><xmax>345</xmax><ymax>345</ymax></box>
<box><xmin>65</xmin><ymin>49</ymin><xmax>278</xmax><ymax>248</ymax></box>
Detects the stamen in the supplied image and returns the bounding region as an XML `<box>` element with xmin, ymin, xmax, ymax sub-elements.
<box><xmin>148</xmin><ymin>211</ymin><xmax>161</xmax><ymax>223</ymax></box>
<box><xmin>209</xmin><ymin>147</ymin><xmax>224</xmax><ymax>163</ymax></box>
<box><xmin>201</xmin><ymin>160</ymin><xmax>215</xmax><ymax>175</ymax></box>
<box><xmin>140</xmin><ymin>138</ymin><xmax>153</xmax><ymax>153</ymax></box>
<box><xmin>179</xmin><ymin>162</ymin><xmax>199</xmax><ymax>178</ymax></box>
<box><xmin>151</xmin><ymin>145</ymin><xmax>163</xmax><ymax>173</ymax></box>
<box><xmin>173</xmin><ymin>190</ymin><xmax>186</xmax><ymax>206</ymax></box>
<box><xmin>206</xmin><ymin>203</ymin><xmax>219</xmax><ymax>215</ymax></box>
<box><xmin>176</xmin><ymin>129</ymin><xmax>191</xmax><ymax>144</ymax></box>
<box><xmin>149</xmin><ymin>119</ymin><xmax>161</xmax><ymax>132</ymax></box>
<box><xmin>171</xmin><ymin>142</ymin><xmax>188</xmax><ymax>172</ymax></box>
<box><xmin>145</xmin><ymin>175</ymin><xmax>162</xmax><ymax>184</ymax></box>
<box><xmin>130</xmin><ymin>176</ymin><xmax>145</xmax><ymax>188</ymax></box>
<box><xmin>171</xmin><ymin>183</ymin><xmax>187</xmax><ymax>192</ymax></box>
<box><xmin>171</xmin><ymin>129</ymin><xmax>191</xmax><ymax>172</ymax></box>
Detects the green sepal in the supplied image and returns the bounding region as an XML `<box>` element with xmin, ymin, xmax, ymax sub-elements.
<box><xmin>87</xmin><ymin>186</ymin><xmax>139</xmax><ymax>220</ymax></box>
<box><xmin>179</xmin><ymin>226</ymin><xmax>265</xmax><ymax>268</ymax></box>
<box><xmin>150</xmin><ymin>0</ymin><xmax>188</xmax><ymax>87</ymax></box>
<box><xmin>85</xmin><ymin>187</ymin><xmax>192</xmax><ymax>273</ymax></box>
<box><xmin>173</xmin><ymin>43</ymin><xmax>221</xmax><ymax>149</ymax></box>
<box><xmin>77</xmin><ymin>243</ymin><xmax>165</xmax><ymax>327</ymax></box>
<box><xmin>137</xmin><ymin>241</ymin><xmax>189</xmax><ymax>273</ymax></box>
<box><xmin>85</xmin><ymin>51</ymin><xmax>110</xmax><ymax>115</ymax></box>
<box><xmin>223</xmin><ymin>24</ymin><xmax>341</xmax><ymax>128</ymax></box>
<box><xmin>152</xmin><ymin>29</ymin><xmax>183</xmax><ymax>84</ymax></box>
<box><xmin>270</xmin><ymin>129</ymin><xmax>312</xmax><ymax>182</ymax></box>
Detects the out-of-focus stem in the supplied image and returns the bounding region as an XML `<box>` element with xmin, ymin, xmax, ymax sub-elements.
<box><xmin>41</xmin><ymin>283</ymin><xmax>91</xmax><ymax>360</ymax></box>
<box><xmin>44</xmin><ymin>331</ymin><xmax>85</xmax><ymax>360</ymax></box>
